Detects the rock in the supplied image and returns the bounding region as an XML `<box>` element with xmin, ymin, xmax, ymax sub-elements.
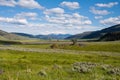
<box><xmin>26</xmin><ymin>69</ymin><xmax>32</xmax><ymax>73</ymax></box>
<box><xmin>38</xmin><ymin>70</ymin><xmax>47</xmax><ymax>76</ymax></box>
<box><xmin>52</xmin><ymin>64</ymin><xmax>62</xmax><ymax>70</ymax></box>
<box><xmin>72</xmin><ymin>62</ymin><xmax>98</xmax><ymax>73</ymax></box>
<box><xmin>107</xmin><ymin>68</ymin><xmax>120</xmax><ymax>75</ymax></box>
<box><xmin>0</xmin><ymin>69</ymin><xmax>4</xmax><ymax>75</ymax></box>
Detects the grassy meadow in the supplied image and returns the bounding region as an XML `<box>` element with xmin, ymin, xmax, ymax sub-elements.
<box><xmin>0</xmin><ymin>40</ymin><xmax>120</xmax><ymax>80</ymax></box>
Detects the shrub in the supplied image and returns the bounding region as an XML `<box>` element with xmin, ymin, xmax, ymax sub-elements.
<box><xmin>107</xmin><ymin>68</ymin><xmax>120</xmax><ymax>75</ymax></box>
<box><xmin>50</xmin><ymin>44</ymin><xmax>59</xmax><ymax>49</ymax></box>
<box><xmin>72</xmin><ymin>62</ymin><xmax>98</xmax><ymax>73</ymax></box>
<box><xmin>71</xmin><ymin>39</ymin><xmax>77</xmax><ymax>45</ymax></box>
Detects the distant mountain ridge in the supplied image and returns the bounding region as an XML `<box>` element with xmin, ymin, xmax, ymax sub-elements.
<box><xmin>66</xmin><ymin>24</ymin><xmax>120</xmax><ymax>39</ymax></box>
<box><xmin>13</xmin><ymin>33</ymin><xmax>71</xmax><ymax>40</ymax></box>
<box><xmin>13</xmin><ymin>33</ymin><xmax>36</xmax><ymax>38</ymax></box>
<box><xmin>1</xmin><ymin>24</ymin><xmax>120</xmax><ymax>40</ymax></box>
<box><xmin>36</xmin><ymin>34</ymin><xmax>71</xmax><ymax>40</ymax></box>
<box><xmin>0</xmin><ymin>30</ymin><xmax>29</xmax><ymax>40</ymax></box>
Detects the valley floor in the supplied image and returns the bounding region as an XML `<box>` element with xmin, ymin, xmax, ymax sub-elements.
<box><xmin>0</xmin><ymin>41</ymin><xmax>120</xmax><ymax>80</ymax></box>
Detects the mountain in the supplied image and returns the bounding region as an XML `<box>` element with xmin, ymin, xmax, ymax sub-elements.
<box><xmin>0</xmin><ymin>30</ymin><xmax>29</xmax><ymax>40</ymax></box>
<box><xmin>12</xmin><ymin>33</ymin><xmax>36</xmax><ymax>38</ymax></box>
<box><xmin>66</xmin><ymin>24</ymin><xmax>120</xmax><ymax>39</ymax></box>
<box><xmin>36</xmin><ymin>34</ymin><xmax>71</xmax><ymax>40</ymax></box>
<box><xmin>99</xmin><ymin>31</ymin><xmax>120</xmax><ymax>41</ymax></box>
<box><xmin>66</xmin><ymin>31</ymin><xmax>92</xmax><ymax>39</ymax></box>
<box><xmin>13</xmin><ymin>33</ymin><xmax>71</xmax><ymax>40</ymax></box>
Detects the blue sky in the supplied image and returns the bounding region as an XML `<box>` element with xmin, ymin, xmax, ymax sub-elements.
<box><xmin>0</xmin><ymin>0</ymin><xmax>120</xmax><ymax>35</ymax></box>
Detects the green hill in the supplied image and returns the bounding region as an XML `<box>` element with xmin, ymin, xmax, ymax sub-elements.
<box><xmin>66</xmin><ymin>24</ymin><xmax>120</xmax><ymax>40</ymax></box>
<box><xmin>99</xmin><ymin>31</ymin><xmax>120</xmax><ymax>41</ymax></box>
<box><xmin>0</xmin><ymin>30</ymin><xmax>29</xmax><ymax>40</ymax></box>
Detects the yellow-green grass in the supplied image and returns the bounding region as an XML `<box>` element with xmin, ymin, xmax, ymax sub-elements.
<box><xmin>12</xmin><ymin>41</ymin><xmax>120</xmax><ymax>53</ymax></box>
<box><xmin>0</xmin><ymin>49</ymin><xmax>119</xmax><ymax>80</ymax></box>
<box><xmin>59</xmin><ymin>41</ymin><xmax>120</xmax><ymax>52</ymax></box>
<box><xmin>13</xmin><ymin>44</ymin><xmax>51</xmax><ymax>49</ymax></box>
<box><xmin>0</xmin><ymin>41</ymin><xmax>120</xmax><ymax>80</ymax></box>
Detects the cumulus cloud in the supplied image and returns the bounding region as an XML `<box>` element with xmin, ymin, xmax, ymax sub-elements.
<box><xmin>15</xmin><ymin>12</ymin><xmax>38</xmax><ymax>20</ymax></box>
<box><xmin>0</xmin><ymin>1</ymin><xmax>104</xmax><ymax>34</ymax></box>
<box><xmin>0</xmin><ymin>0</ymin><xmax>44</xmax><ymax>10</ymax></box>
<box><xmin>0</xmin><ymin>20</ymin><xmax>99</xmax><ymax>35</ymax></box>
<box><xmin>0</xmin><ymin>12</ymin><xmax>40</xmax><ymax>25</ymax></box>
<box><xmin>95</xmin><ymin>2</ymin><xmax>118</xmax><ymax>8</ymax></box>
<box><xmin>0</xmin><ymin>11</ymin><xmax>96</xmax><ymax>35</ymax></box>
<box><xmin>25</xmin><ymin>12</ymin><xmax>93</xmax><ymax>34</ymax></box>
<box><xmin>23</xmin><ymin>23</ymin><xmax>97</xmax><ymax>35</ymax></box>
<box><xmin>94</xmin><ymin>16</ymin><xmax>103</xmax><ymax>19</ymax></box>
<box><xmin>44</xmin><ymin>7</ymin><xmax>64</xmax><ymax>15</ymax></box>
<box><xmin>90</xmin><ymin>7</ymin><xmax>110</xmax><ymax>15</ymax></box>
<box><xmin>0</xmin><ymin>17</ymin><xmax>28</xmax><ymax>25</ymax></box>
<box><xmin>60</xmin><ymin>1</ymin><xmax>80</xmax><ymax>9</ymax></box>
<box><xmin>100</xmin><ymin>16</ymin><xmax>120</xmax><ymax>25</ymax></box>
<box><xmin>17</xmin><ymin>0</ymin><xmax>44</xmax><ymax>9</ymax></box>
<box><xmin>45</xmin><ymin>13</ymin><xmax>92</xmax><ymax>25</ymax></box>
<box><xmin>0</xmin><ymin>0</ymin><xmax>16</xmax><ymax>7</ymax></box>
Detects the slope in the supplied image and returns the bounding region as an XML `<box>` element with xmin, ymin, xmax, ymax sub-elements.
<box><xmin>0</xmin><ymin>30</ymin><xmax>29</xmax><ymax>40</ymax></box>
<box><xmin>66</xmin><ymin>24</ymin><xmax>120</xmax><ymax>39</ymax></box>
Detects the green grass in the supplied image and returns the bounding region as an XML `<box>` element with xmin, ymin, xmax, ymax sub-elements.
<box><xmin>13</xmin><ymin>41</ymin><xmax>120</xmax><ymax>52</ymax></box>
<box><xmin>0</xmin><ymin>41</ymin><xmax>120</xmax><ymax>80</ymax></box>
<box><xmin>60</xmin><ymin>42</ymin><xmax>120</xmax><ymax>52</ymax></box>
<box><xmin>14</xmin><ymin>44</ymin><xmax>51</xmax><ymax>49</ymax></box>
<box><xmin>0</xmin><ymin>49</ymin><xmax>120</xmax><ymax>80</ymax></box>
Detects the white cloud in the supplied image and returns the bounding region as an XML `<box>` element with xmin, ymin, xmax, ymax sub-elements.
<box><xmin>15</xmin><ymin>12</ymin><xmax>38</xmax><ymax>20</ymax></box>
<box><xmin>0</xmin><ymin>1</ymin><xmax>103</xmax><ymax>35</ymax></box>
<box><xmin>95</xmin><ymin>2</ymin><xmax>118</xmax><ymax>8</ymax></box>
<box><xmin>0</xmin><ymin>16</ymin><xmax>28</xmax><ymax>25</ymax></box>
<box><xmin>9</xmin><ymin>12</ymin><xmax>92</xmax><ymax>34</ymax></box>
<box><xmin>60</xmin><ymin>1</ymin><xmax>80</xmax><ymax>9</ymax></box>
<box><xmin>0</xmin><ymin>0</ymin><xmax>44</xmax><ymax>10</ymax></box>
<box><xmin>23</xmin><ymin>23</ymin><xmax>97</xmax><ymax>35</ymax></box>
<box><xmin>95</xmin><ymin>16</ymin><xmax>103</xmax><ymax>19</ymax></box>
<box><xmin>0</xmin><ymin>12</ymin><xmax>97</xmax><ymax>35</ymax></box>
<box><xmin>0</xmin><ymin>21</ymin><xmax>100</xmax><ymax>35</ymax></box>
<box><xmin>44</xmin><ymin>7</ymin><xmax>64</xmax><ymax>15</ymax></box>
<box><xmin>0</xmin><ymin>12</ymin><xmax>40</xmax><ymax>25</ymax></box>
<box><xmin>100</xmin><ymin>16</ymin><xmax>120</xmax><ymax>25</ymax></box>
<box><xmin>17</xmin><ymin>0</ymin><xmax>44</xmax><ymax>9</ymax></box>
<box><xmin>45</xmin><ymin>13</ymin><xmax>92</xmax><ymax>26</ymax></box>
<box><xmin>90</xmin><ymin>7</ymin><xmax>110</xmax><ymax>15</ymax></box>
<box><xmin>0</xmin><ymin>0</ymin><xmax>16</xmax><ymax>7</ymax></box>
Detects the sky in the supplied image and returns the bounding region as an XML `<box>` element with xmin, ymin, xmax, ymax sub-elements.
<box><xmin>0</xmin><ymin>0</ymin><xmax>120</xmax><ymax>35</ymax></box>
